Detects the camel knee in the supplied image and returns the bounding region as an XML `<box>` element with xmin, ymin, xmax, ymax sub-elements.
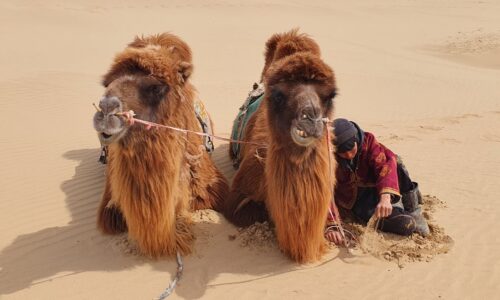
<box><xmin>224</xmin><ymin>191</ymin><xmax>268</xmax><ymax>227</ymax></box>
<box><xmin>206</xmin><ymin>176</ymin><xmax>229</xmax><ymax>212</ymax></box>
<box><xmin>97</xmin><ymin>205</ymin><xmax>127</xmax><ymax>234</ymax></box>
<box><xmin>128</xmin><ymin>210</ymin><xmax>195</xmax><ymax>258</ymax></box>
<box><xmin>174</xmin><ymin>214</ymin><xmax>195</xmax><ymax>256</ymax></box>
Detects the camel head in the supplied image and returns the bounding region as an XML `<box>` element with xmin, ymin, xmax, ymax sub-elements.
<box><xmin>264</xmin><ymin>52</ymin><xmax>337</xmax><ymax>148</ymax></box>
<box><xmin>93</xmin><ymin>34</ymin><xmax>193</xmax><ymax>146</ymax></box>
<box><xmin>93</xmin><ymin>74</ymin><xmax>173</xmax><ymax>145</ymax></box>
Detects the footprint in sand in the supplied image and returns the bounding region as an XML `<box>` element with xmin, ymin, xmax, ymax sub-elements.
<box><xmin>379</xmin><ymin>134</ymin><xmax>420</xmax><ymax>142</ymax></box>
<box><xmin>419</xmin><ymin>125</ymin><xmax>443</xmax><ymax>131</ymax></box>
<box><xmin>443</xmin><ymin>113</ymin><xmax>482</xmax><ymax>124</ymax></box>
<box><xmin>442</xmin><ymin>137</ymin><xmax>461</xmax><ymax>144</ymax></box>
<box><xmin>480</xmin><ymin>134</ymin><xmax>500</xmax><ymax>143</ymax></box>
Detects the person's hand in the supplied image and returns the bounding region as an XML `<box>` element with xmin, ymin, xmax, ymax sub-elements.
<box><xmin>375</xmin><ymin>193</ymin><xmax>393</xmax><ymax>218</ymax></box>
<box><xmin>325</xmin><ymin>228</ymin><xmax>344</xmax><ymax>245</ymax></box>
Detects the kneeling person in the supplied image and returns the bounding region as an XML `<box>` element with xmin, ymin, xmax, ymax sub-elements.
<box><xmin>326</xmin><ymin>118</ymin><xmax>429</xmax><ymax>245</ymax></box>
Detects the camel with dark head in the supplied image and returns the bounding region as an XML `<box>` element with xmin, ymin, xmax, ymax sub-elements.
<box><xmin>93</xmin><ymin>33</ymin><xmax>229</xmax><ymax>258</ymax></box>
<box><xmin>225</xmin><ymin>30</ymin><xmax>337</xmax><ymax>263</ymax></box>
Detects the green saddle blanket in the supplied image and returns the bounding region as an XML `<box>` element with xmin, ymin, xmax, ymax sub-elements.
<box><xmin>194</xmin><ymin>98</ymin><xmax>214</xmax><ymax>153</ymax></box>
<box><xmin>230</xmin><ymin>83</ymin><xmax>265</xmax><ymax>168</ymax></box>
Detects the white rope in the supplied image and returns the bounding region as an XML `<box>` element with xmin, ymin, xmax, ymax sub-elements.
<box><xmin>156</xmin><ymin>251</ymin><xmax>183</xmax><ymax>300</ymax></box>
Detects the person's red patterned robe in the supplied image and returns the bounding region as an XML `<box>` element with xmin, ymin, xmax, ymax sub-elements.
<box><xmin>333</xmin><ymin>131</ymin><xmax>400</xmax><ymax>211</ymax></box>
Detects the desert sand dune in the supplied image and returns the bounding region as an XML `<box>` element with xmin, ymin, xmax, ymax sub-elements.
<box><xmin>1</xmin><ymin>0</ymin><xmax>499</xmax><ymax>299</ymax></box>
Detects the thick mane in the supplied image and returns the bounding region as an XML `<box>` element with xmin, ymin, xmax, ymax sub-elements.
<box><xmin>265</xmin><ymin>52</ymin><xmax>335</xmax><ymax>87</ymax></box>
<box><xmin>128</xmin><ymin>33</ymin><xmax>193</xmax><ymax>63</ymax></box>
<box><xmin>261</xmin><ymin>29</ymin><xmax>321</xmax><ymax>80</ymax></box>
<box><xmin>265</xmin><ymin>139</ymin><xmax>332</xmax><ymax>262</ymax></box>
<box><xmin>102</xmin><ymin>33</ymin><xmax>192</xmax><ymax>87</ymax></box>
<box><xmin>262</xmin><ymin>52</ymin><xmax>335</xmax><ymax>262</ymax></box>
<box><xmin>225</xmin><ymin>30</ymin><xmax>336</xmax><ymax>263</ymax></box>
<box><xmin>97</xmin><ymin>33</ymin><xmax>228</xmax><ymax>258</ymax></box>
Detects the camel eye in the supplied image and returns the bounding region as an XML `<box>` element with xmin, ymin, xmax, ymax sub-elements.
<box><xmin>322</xmin><ymin>90</ymin><xmax>336</xmax><ymax>110</ymax></box>
<box><xmin>324</xmin><ymin>90</ymin><xmax>336</xmax><ymax>105</ymax></box>
<box><xmin>140</xmin><ymin>82</ymin><xmax>169</xmax><ymax>107</ymax></box>
<box><xmin>270</xmin><ymin>89</ymin><xmax>286</xmax><ymax>109</ymax></box>
<box><xmin>328</xmin><ymin>90</ymin><xmax>337</xmax><ymax>101</ymax></box>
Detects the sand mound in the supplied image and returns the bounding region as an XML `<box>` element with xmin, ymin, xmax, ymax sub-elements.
<box><xmin>357</xmin><ymin>195</ymin><xmax>453</xmax><ymax>268</ymax></box>
<box><xmin>193</xmin><ymin>209</ymin><xmax>220</xmax><ymax>224</ymax></box>
<box><xmin>441</xmin><ymin>29</ymin><xmax>500</xmax><ymax>55</ymax></box>
<box><xmin>232</xmin><ymin>221</ymin><xmax>278</xmax><ymax>250</ymax></box>
<box><xmin>427</xmin><ymin>28</ymin><xmax>500</xmax><ymax>69</ymax></box>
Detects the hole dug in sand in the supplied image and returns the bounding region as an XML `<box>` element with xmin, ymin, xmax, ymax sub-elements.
<box><xmin>357</xmin><ymin>195</ymin><xmax>454</xmax><ymax>268</ymax></box>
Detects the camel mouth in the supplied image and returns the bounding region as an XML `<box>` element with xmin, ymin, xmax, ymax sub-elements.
<box><xmin>98</xmin><ymin>131</ymin><xmax>119</xmax><ymax>146</ymax></box>
<box><xmin>290</xmin><ymin>126</ymin><xmax>316</xmax><ymax>147</ymax></box>
<box><xmin>98</xmin><ymin>127</ymin><xmax>128</xmax><ymax>146</ymax></box>
<box><xmin>101</xmin><ymin>132</ymin><xmax>112</xmax><ymax>139</ymax></box>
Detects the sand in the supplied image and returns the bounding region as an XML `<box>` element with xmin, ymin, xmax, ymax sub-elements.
<box><xmin>1</xmin><ymin>0</ymin><xmax>499</xmax><ymax>299</ymax></box>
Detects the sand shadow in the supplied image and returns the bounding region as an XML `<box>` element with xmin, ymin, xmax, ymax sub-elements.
<box><xmin>0</xmin><ymin>146</ymin><xmax>306</xmax><ymax>298</ymax></box>
<box><xmin>0</xmin><ymin>148</ymin><xmax>142</xmax><ymax>295</ymax></box>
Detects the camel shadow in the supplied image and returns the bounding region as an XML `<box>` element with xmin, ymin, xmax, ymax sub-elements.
<box><xmin>0</xmin><ymin>145</ymin><xmax>325</xmax><ymax>299</ymax></box>
<box><xmin>0</xmin><ymin>148</ymin><xmax>145</xmax><ymax>295</ymax></box>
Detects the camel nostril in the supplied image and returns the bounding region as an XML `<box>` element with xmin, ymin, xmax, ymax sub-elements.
<box><xmin>99</xmin><ymin>96</ymin><xmax>122</xmax><ymax>114</ymax></box>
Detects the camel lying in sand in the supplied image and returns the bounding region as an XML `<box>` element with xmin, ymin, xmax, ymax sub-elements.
<box><xmin>225</xmin><ymin>30</ymin><xmax>338</xmax><ymax>263</ymax></box>
<box><xmin>93</xmin><ymin>33</ymin><xmax>229</xmax><ymax>258</ymax></box>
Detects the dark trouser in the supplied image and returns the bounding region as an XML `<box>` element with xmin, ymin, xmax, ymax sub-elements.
<box><xmin>351</xmin><ymin>160</ymin><xmax>417</xmax><ymax>236</ymax></box>
<box><xmin>351</xmin><ymin>187</ymin><xmax>384</xmax><ymax>223</ymax></box>
<box><xmin>396</xmin><ymin>158</ymin><xmax>414</xmax><ymax>194</ymax></box>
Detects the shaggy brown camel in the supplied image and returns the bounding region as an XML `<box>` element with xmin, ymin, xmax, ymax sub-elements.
<box><xmin>92</xmin><ymin>33</ymin><xmax>229</xmax><ymax>258</ymax></box>
<box><xmin>225</xmin><ymin>30</ymin><xmax>338</xmax><ymax>263</ymax></box>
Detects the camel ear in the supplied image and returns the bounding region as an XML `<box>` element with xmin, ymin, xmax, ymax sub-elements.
<box><xmin>177</xmin><ymin>61</ymin><xmax>192</xmax><ymax>83</ymax></box>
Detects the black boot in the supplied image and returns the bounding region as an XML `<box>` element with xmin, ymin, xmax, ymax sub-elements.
<box><xmin>416</xmin><ymin>183</ymin><xmax>423</xmax><ymax>204</ymax></box>
<box><xmin>378</xmin><ymin>207</ymin><xmax>416</xmax><ymax>236</ymax></box>
<box><xmin>402</xmin><ymin>182</ymin><xmax>429</xmax><ymax>236</ymax></box>
<box><xmin>397</xmin><ymin>160</ymin><xmax>423</xmax><ymax>204</ymax></box>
